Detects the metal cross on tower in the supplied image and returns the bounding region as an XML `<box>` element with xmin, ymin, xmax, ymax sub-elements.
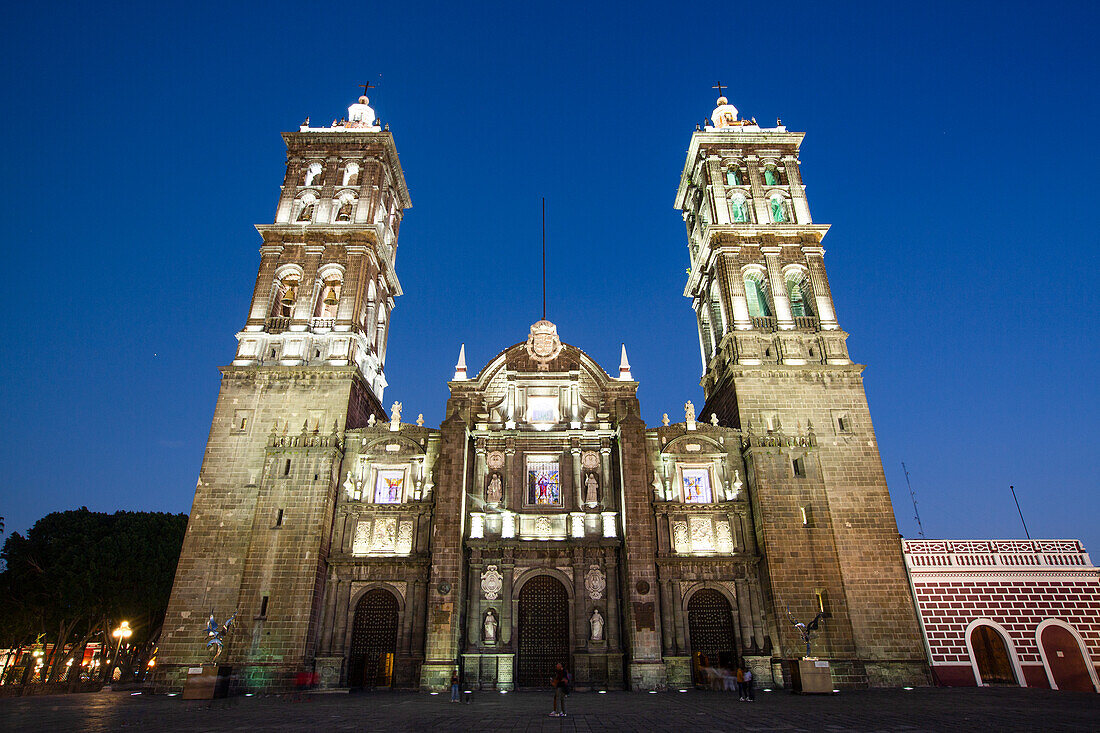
<box><xmin>712</xmin><ymin>82</ymin><xmax>726</xmax><ymax>98</ymax></box>
<box><xmin>358</xmin><ymin>82</ymin><xmax>373</xmax><ymax>96</ymax></box>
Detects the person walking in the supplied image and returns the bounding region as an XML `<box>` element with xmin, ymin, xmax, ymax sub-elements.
<box><xmin>450</xmin><ymin>670</ymin><xmax>460</xmax><ymax>703</ymax></box>
<box><xmin>735</xmin><ymin>664</ymin><xmax>745</xmax><ymax>700</ymax></box>
<box><xmin>550</xmin><ymin>662</ymin><xmax>568</xmax><ymax>717</ymax></box>
<box><xmin>743</xmin><ymin>666</ymin><xmax>754</xmax><ymax>702</ymax></box>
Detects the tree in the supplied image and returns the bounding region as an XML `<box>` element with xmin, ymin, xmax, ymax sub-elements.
<box><xmin>0</xmin><ymin>508</ymin><xmax>188</xmax><ymax>685</ymax></box>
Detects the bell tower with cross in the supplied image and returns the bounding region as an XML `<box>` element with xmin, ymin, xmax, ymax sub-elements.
<box><xmin>673</xmin><ymin>90</ymin><xmax>928</xmax><ymax>686</ymax></box>
<box><xmin>154</xmin><ymin>89</ymin><xmax>413</xmax><ymax>692</ymax></box>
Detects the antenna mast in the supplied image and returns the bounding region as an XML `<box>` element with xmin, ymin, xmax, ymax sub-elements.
<box><xmin>902</xmin><ymin>462</ymin><xmax>925</xmax><ymax>539</ymax></box>
<box><xmin>542</xmin><ymin>197</ymin><xmax>546</xmax><ymax>320</ymax></box>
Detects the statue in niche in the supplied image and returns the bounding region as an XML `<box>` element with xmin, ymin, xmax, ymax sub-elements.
<box><xmin>336</xmin><ymin>200</ymin><xmax>352</xmax><ymax>222</ymax></box>
<box><xmin>684</xmin><ymin>401</ymin><xmax>696</xmax><ymax>424</ymax></box>
<box><xmin>584</xmin><ymin>473</ymin><xmax>599</xmax><ymax>507</ymax></box>
<box><xmin>296</xmin><ymin>202</ymin><xmax>315</xmax><ymax>222</ymax></box>
<box><xmin>485</xmin><ymin>473</ymin><xmax>503</xmax><ymax>505</ymax></box>
<box><xmin>589</xmin><ymin>608</ymin><xmax>604</xmax><ymax>642</ymax></box>
<box><xmin>483</xmin><ymin>609</ymin><xmax>498</xmax><ymax>643</ymax></box>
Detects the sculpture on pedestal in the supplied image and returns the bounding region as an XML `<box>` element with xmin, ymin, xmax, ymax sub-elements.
<box><xmin>584</xmin><ymin>473</ymin><xmax>599</xmax><ymax>507</ymax></box>
<box><xmin>205</xmin><ymin>610</ymin><xmax>238</xmax><ymax>662</ymax></box>
<box><xmin>485</xmin><ymin>473</ymin><xmax>503</xmax><ymax>505</ymax></box>
<box><xmin>483</xmin><ymin>609</ymin><xmax>498</xmax><ymax>643</ymax></box>
<box><xmin>590</xmin><ymin>608</ymin><xmax>604</xmax><ymax>641</ymax></box>
<box><xmin>786</xmin><ymin>605</ymin><xmax>826</xmax><ymax>658</ymax></box>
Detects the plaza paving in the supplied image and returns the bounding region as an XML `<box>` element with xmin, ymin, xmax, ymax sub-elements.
<box><xmin>1</xmin><ymin>686</ymin><xmax>1098</xmax><ymax>732</ymax></box>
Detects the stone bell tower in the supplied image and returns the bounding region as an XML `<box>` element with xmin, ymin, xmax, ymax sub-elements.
<box><xmin>154</xmin><ymin>92</ymin><xmax>412</xmax><ymax>692</ymax></box>
<box><xmin>674</xmin><ymin>93</ymin><xmax>927</xmax><ymax>686</ymax></box>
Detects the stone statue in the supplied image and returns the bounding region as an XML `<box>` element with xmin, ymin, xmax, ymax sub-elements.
<box><xmin>205</xmin><ymin>610</ymin><xmax>237</xmax><ymax>662</ymax></box>
<box><xmin>485</xmin><ymin>473</ymin><xmax>503</xmax><ymax>504</ymax></box>
<box><xmin>590</xmin><ymin>608</ymin><xmax>604</xmax><ymax>641</ymax></box>
<box><xmin>483</xmin><ymin>609</ymin><xmax>498</xmax><ymax>643</ymax></box>
<box><xmin>297</xmin><ymin>202</ymin><xmax>314</xmax><ymax>222</ymax></box>
<box><xmin>652</xmin><ymin>470</ymin><xmax>663</xmax><ymax>500</ymax></box>
<box><xmin>787</xmin><ymin>605</ymin><xmax>826</xmax><ymax>658</ymax></box>
<box><xmin>416</xmin><ymin>413</ymin><xmax>425</xmax><ymax>427</ymax></box>
<box><xmin>390</xmin><ymin>402</ymin><xmax>402</xmax><ymax>424</ymax></box>
<box><xmin>684</xmin><ymin>401</ymin><xmax>696</xmax><ymax>424</ymax></box>
<box><xmin>336</xmin><ymin>199</ymin><xmax>353</xmax><ymax>222</ymax></box>
<box><xmin>710</xmin><ymin>413</ymin><xmax>719</xmax><ymax>426</ymax></box>
<box><xmin>367</xmin><ymin>414</ymin><xmax>376</xmax><ymax>427</ymax></box>
<box><xmin>584</xmin><ymin>473</ymin><xmax>599</xmax><ymax>506</ymax></box>
<box><xmin>662</xmin><ymin>413</ymin><xmax>670</xmax><ymax>427</ymax></box>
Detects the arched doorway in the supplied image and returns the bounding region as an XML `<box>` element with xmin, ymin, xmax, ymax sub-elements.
<box><xmin>969</xmin><ymin>624</ymin><xmax>1017</xmax><ymax>685</ymax></box>
<box><xmin>516</xmin><ymin>575</ymin><xmax>569</xmax><ymax>688</ymax></box>
<box><xmin>687</xmin><ymin>588</ymin><xmax>737</xmax><ymax>686</ymax></box>
<box><xmin>1039</xmin><ymin>623</ymin><xmax>1097</xmax><ymax>692</ymax></box>
<box><xmin>348</xmin><ymin>589</ymin><xmax>399</xmax><ymax>688</ymax></box>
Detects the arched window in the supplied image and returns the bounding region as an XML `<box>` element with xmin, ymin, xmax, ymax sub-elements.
<box><xmin>709</xmin><ymin>279</ymin><xmax>725</xmax><ymax>341</ymax></box>
<box><xmin>769</xmin><ymin>196</ymin><xmax>788</xmax><ymax>223</ymax></box>
<box><xmin>273</xmin><ymin>274</ymin><xmax>300</xmax><ymax>318</ymax></box>
<box><xmin>743</xmin><ymin>271</ymin><xmax>771</xmax><ymax>318</ymax></box>
<box><xmin>334</xmin><ymin>192</ymin><xmax>356</xmax><ymax>223</ymax></box>
<box><xmin>785</xmin><ymin>270</ymin><xmax>815</xmax><ymax>318</ymax></box>
<box><xmin>763</xmin><ymin>166</ymin><xmax>780</xmax><ymax>186</ymax></box>
<box><xmin>314</xmin><ymin>278</ymin><xmax>342</xmax><ymax>319</ymax></box>
<box><xmin>725</xmin><ymin>168</ymin><xmax>742</xmax><ymax>186</ymax></box>
<box><xmin>303</xmin><ymin>161</ymin><xmax>323</xmax><ymax>187</ymax></box>
<box><xmin>729</xmin><ymin>195</ymin><xmax>749</xmax><ymax>223</ymax></box>
<box><xmin>342</xmin><ymin>161</ymin><xmax>360</xmax><ymax>187</ymax></box>
<box><xmin>295</xmin><ymin>193</ymin><xmax>318</xmax><ymax>223</ymax></box>
<box><xmin>698</xmin><ymin>307</ymin><xmax>714</xmax><ymax>360</ymax></box>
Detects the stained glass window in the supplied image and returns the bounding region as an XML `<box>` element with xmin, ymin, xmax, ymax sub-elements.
<box><xmin>682</xmin><ymin>468</ymin><xmax>713</xmax><ymax>503</ymax></box>
<box><xmin>526</xmin><ymin>458</ymin><xmax>562</xmax><ymax>506</ymax></box>
<box><xmin>374</xmin><ymin>469</ymin><xmax>404</xmax><ymax>504</ymax></box>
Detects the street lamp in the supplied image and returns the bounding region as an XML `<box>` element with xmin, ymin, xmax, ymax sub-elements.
<box><xmin>111</xmin><ymin>621</ymin><xmax>132</xmax><ymax>682</ymax></box>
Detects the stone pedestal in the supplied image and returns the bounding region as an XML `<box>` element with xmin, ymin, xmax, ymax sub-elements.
<box><xmin>314</xmin><ymin>656</ymin><xmax>344</xmax><ymax>689</ymax></box>
<box><xmin>181</xmin><ymin>664</ymin><xmax>231</xmax><ymax>699</ymax></box>
<box><xmin>663</xmin><ymin>656</ymin><xmax>692</xmax><ymax>689</ymax></box>
<box><xmin>791</xmin><ymin>659</ymin><xmax>833</xmax><ymax>694</ymax></box>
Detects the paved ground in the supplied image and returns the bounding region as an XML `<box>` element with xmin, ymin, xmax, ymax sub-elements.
<box><xmin>1</xmin><ymin>686</ymin><xmax>1098</xmax><ymax>732</ymax></box>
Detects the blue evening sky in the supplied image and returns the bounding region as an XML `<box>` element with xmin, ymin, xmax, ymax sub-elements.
<box><xmin>1</xmin><ymin>1</ymin><xmax>1097</xmax><ymax>553</ymax></box>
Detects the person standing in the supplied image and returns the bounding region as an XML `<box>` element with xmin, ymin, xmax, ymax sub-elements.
<box><xmin>550</xmin><ymin>663</ymin><xmax>568</xmax><ymax>717</ymax></box>
<box><xmin>736</xmin><ymin>664</ymin><xmax>745</xmax><ymax>700</ymax></box>
<box><xmin>743</xmin><ymin>666</ymin><xmax>754</xmax><ymax>702</ymax></box>
<box><xmin>450</xmin><ymin>670</ymin><xmax>460</xmax><ymax>703</ymax></box>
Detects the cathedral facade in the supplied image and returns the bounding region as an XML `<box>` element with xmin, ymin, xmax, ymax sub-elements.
<box><xmin>153</xmin><ymin>93</ymin><xmax>928</xmax><ymax>693</ymax></box>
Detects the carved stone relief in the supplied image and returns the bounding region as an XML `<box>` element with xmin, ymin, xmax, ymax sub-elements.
<box><xmin>584</xmin><ymin>565</ymin><xmax>606</xmax><ymax>600</ymax></box>
<box><xmin>481</xmin><ymin>565</ymin><xmax>504</xmax><ymax>600</ymax></box>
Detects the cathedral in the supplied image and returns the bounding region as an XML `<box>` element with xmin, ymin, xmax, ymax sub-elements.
<box><xmin>153</xmin><ymin>91</ymin><xmax>929</xmax><ymax>693</ymax></box>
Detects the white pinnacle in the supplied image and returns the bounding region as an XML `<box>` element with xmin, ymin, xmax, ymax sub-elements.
<box><xmin>618</xmin><ymin>343</ymin><xmax>632</xmax><ymax>380</ymax></box>
<box><xmin>453</xmin><ymin>343</ymin><xmax>468</xmax><ymax>380</ymax></box>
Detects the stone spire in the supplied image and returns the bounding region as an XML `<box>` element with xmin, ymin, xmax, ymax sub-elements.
<box><xmin>618</xmin><ymin>343</ymin><xmax>633</xmax><ymax>381</ymax></box>
<box><xmin>453</xmin><ymin>344</ymin><xmax>467</xmax><ymax>380</ymax></box>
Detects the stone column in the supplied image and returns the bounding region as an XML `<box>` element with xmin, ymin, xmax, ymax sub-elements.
<box><xmin>246</xmin><ymin>244</ymin><xmax>284</xmax><ymax>328</ymax></box>
<box><xmin>717</xmin><ymin>249</ymin><xmax>751</xmax><ymax>330</ymax></box>
<box><xmin>784</xmin><ymin>156</ymin><xmax>811</xmax><ymax>224</ymax></box>
<box><xmin>735</xmin><ymin>578</ymin><xmax>753</xmax><ymax>652</ymax></box>
<box><xmin>707</xmin><ymin>156</ymin><xmax>730</xmax><ymax>225</ymax></box>
<box><xmin>410</xmin><ymin>578</ymin><xmax>426</xmax><ymax>656</ymax></box>
<box><xmin>599</xmin><ymin>446</ymin><xmax>612</xmax><ymax>512</ymax></box>
<box><xmin>501</xmin><ymin>563</ymin><xmax>515</xmax><ymax>645</ymax></box>
<box><xmin>746</xmin><ymin>155</ymin><xmax>768</xmax><ymax>224</ymax></box>
<box><xmin>333</xmin><ymin>581</ymin><xmax>352</xmax><ymax>660</ymax></box>
<box><xmin>474</xmin><ymin>442</ymin><xmax>487</xmax><ymax>503</ymax></box>
<box><xmin>571</xmin><ymin>447</ymin><xmax>583</xmax><ymax>508</ymax></box>
<box><xmin>659</xmin><ymin>577</ymin><xmax>676</xmax><ymax>654</ymax></box>
<box><xmin>467</xmin><ymin>561</ymin><xmax>482</xmax><ymax>649</ymax></box>
<box><xmin>572</xmin><ymin>548</ymin><xmax>586</xmax><ymax>649</ymax></box>
<box><xmin>761</xmin><ymin>245</ymin><xmax>794</xmax><ymax>329</ymax></box>
<box><xmin>802</xmin><ymin>245</ymin><xmax>838</xmax><ymax>329</ymax></box>
<box><xmin>503</xmin><ymin>445</ymin><xmax>515</xmax><ymax>508</ymax></box>
<box><xmin>671</xmin><ymin>580</ymin><xmax>687</xmax><ymax>652</ymax></box>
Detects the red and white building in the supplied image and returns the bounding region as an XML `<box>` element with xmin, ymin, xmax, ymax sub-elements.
<box><xmin>904</xmin><ymin>539</ymin><xmax>1100</xmax><ymax>692</ymax></box>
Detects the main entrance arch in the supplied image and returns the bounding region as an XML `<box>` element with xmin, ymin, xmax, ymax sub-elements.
<box><xmin>516</xmin><ymin>575</ymin><xmax>569</xmax><ymax>688</ymax></box>
<box><xmin>348</xmin><ymin>588</ymin><xmax>399</xmax><ymax>688</ymax></box>
<box><xmin>687</xmin><ymin>588</ymin><xmax>737</xmax><ymax>685</ymax></box>
<box><xmin>968</xmin><ymin>623</ymin><xmax>1017</xmax><ymax>685</ymax></box>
